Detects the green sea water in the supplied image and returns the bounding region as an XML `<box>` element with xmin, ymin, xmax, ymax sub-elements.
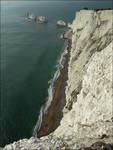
<box><xmin>0</xmin><ymin>0</ymin><xmax>112</xmax><ymax>146</ymax></box>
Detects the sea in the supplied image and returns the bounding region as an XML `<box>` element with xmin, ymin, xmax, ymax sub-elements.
<box><xmin>0</xmin><ymin>0</ymin><xmax>112</xmax><ymax>146</ymax></box>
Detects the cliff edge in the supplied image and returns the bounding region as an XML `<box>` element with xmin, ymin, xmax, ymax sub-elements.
<box><xmin>3</xmin><ymin>9</ymin><xmax>113</xmax><ymax>150</ymax></box>
<box><xmin>54</xmin><ymin>10</ymin><xmax>113</xmax><ymax>147</ymax></box>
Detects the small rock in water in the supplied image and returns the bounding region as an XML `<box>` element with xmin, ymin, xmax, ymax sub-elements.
<box><xmin>25</xmin><ymin>12</ymin><xmax>35</xmax><ymax>21</ymax></box>
<box><xmin>60</xmin><ymin>34</ymin><xmax>64</xmax><ymax>39</ymax></box>
<box><xmin>35</xmin><ymin>16</ymin><xmax>47</xmax><ymax>24</ymax></box>
<box><xmin>57</xmin><ymin>20</ymin><xmax>66</xmax><ymax>27</ymax></box>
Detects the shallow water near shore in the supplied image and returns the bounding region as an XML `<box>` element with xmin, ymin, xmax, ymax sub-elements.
<box><xmin>1</xmin><ymin>0</ymin><xmax>112</xmax><ymax>146</ymax></box>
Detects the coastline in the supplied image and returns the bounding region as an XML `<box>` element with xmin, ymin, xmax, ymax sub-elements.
<box><xmin>2</xmin><ymin>8</ymin><xmax>113</xmax><ymax>150</ymax></box>
<box><xmin>33</xmin><ymin>37</ymin><xmax>72</xmax><ymax>138</ymax></box>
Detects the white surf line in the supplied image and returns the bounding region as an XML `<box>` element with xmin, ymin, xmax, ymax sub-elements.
<box><xmin>33</xmin><ymin>42</ymin><xmax>68</xmax><ymax>137</ymax></box>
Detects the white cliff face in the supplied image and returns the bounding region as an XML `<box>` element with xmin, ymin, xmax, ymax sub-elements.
<box><xmin>54</xmin><ymin>10</ymin><xmax>113</xmax><ymax>147</ymax></box>
<box><xmin>54</xmin><ymin>42</ymin><xmax>113</xmax><ymax>144</ymax></box>
<box><xmin>64</xmin><ymin>10</ymin><xmax>113</xmax><ymax>110</ymax></box>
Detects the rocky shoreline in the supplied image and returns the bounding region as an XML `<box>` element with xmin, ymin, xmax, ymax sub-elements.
<box><xmin>34</xmin><ymin>38</ymin><xmax>72</xmax><ymax>138</ymax></box>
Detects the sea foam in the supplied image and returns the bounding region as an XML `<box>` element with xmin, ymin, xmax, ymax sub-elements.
<box><xmin>33</xmin><ymin>42</ymin><xmax>68</xmax><ymax>137</ymax></box>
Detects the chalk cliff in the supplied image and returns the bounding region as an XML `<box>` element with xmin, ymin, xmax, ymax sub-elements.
<box><xmin>54</xmin><ymin>10</ymin><xmax>113</xmax><ymax>144</ymax></box>
<box><xmin>3</xmin><ymin>9</ymin><xmax>113</xmax><ymax>150</ymax></box>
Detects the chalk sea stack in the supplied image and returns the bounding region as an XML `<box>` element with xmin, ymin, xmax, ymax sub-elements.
<box><xmin>35</xmin><ymin>16</ymin><xmax>47</xmax><ymax>24</ymax></box>
<box><xmin>25</xmin><ymin>12</ymin><xmax>35</xmax><ymax>21</ymax></box>
<box><xmin>3</xmin><ymin>9</ymin><xmax>113</xmax><ymax>150</ymax></box>
<box><xmin>57</xmin><ymin>20</ymin><xmax>66</xmax><ymax>27</ymax></box>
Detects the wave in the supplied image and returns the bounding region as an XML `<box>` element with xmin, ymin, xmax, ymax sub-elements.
<box><xmin>33</xmin><ymin>42</ymin><xmax>68</xmax><ymax>137</ymax></box>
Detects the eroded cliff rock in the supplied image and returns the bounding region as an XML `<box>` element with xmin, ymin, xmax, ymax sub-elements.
<box><xmin>54</xmin><ymin>9</ymin><xmax>113</xmax><ymax>148</ymax></box>
<box><xmin>3</xmin><ymin>9</ymin><xmax>113</xmax><ymax>150</ymax></box>
<box><xmin>54</xmin><ymin>41</ymin><xmax>113</xmax><ymax>147</ymax></box>
<box><xmin>54</xmin><ymin>10</ymin><xmax>113</xmax><ymax>148</ymax></box>
<box><xmin>65</xmin><ymin>10</ymin><xmax>113</xmax><ymax>110</ymax></box>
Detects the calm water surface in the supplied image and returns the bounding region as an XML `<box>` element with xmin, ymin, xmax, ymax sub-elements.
<box><xmin>0</xmin><ymin>0</ymin><xmax>112</xmax><ymax>146</ymax></box>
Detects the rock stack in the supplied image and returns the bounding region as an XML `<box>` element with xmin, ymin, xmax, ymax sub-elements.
<box><xmin>35</xmin><ymin>16</ymin><xmax>47</xmax><ymax>24</ymax></box>
<box><xmin>57</xmin><ymin>20</ymin><xmax>66</xmax><ymax>27</ymax></box>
